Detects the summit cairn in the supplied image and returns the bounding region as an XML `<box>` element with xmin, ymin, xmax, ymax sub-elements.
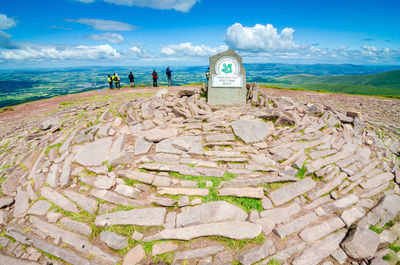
<box><xmin>208</xmin><ymin>49</ymin><xmax>247</xmax><ymax>104</ymax></box>
<box><xmin>0</xmin><ymin>84</ymin><xmax>399</xmax><ymax>265</ymax></box>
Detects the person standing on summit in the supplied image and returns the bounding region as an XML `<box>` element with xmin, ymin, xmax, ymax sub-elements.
<box><xmin>107</xmin><ymin>74</ymin><xmax>113</xmax><ymax>89</ymax></box>
<box><xmin>152</xmin><ymin>70</ymin><xmax>158</xmax><ymax>87</ymax></box>
<box><xmin>128</xmin><ymin>72</ymin><xmax>134</xmax><ymax>88</ymax></box>
<box><xmin>166</xmin><ymin>67</ymin><xmax>172</xmax><ymax>87</ymax></box>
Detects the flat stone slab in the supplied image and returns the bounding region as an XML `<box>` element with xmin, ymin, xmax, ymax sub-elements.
<box><xmin>237</xmin><ymin>239</ymin><xmax>275</xmax><ymax>265</ymax></box>
<box><xmin>150</xmin><ymin>194</ymin><xmax>176</xmax><ymax>207</ymax></box>
<box><xmin>308</xmin><ymin>172</ymin><xmax>347</xmax><ymax>200</ymax></box>
<box><xmin>220</xmin><ymin>175</ymin><xmax>298</xmax><ymax>187</ymax></box>
<box><xmin>0</xmin><ymin>197</ymin><xmax>14</xmax><ymax>208</ymax></box>
<box><xmin>118</xmin><ymin>170</ymin><xmax>155</xmax><ymax>184</ymax></box>
<box><xmin>123</xmin><ymin>244</ymin><xmax>144</xmax><ymax>265</ymax></box>
<box><xmin>175</xmin><ymin>245</ymin><xmax>224</xmax><ymax>260</ymax></box>
<box><xmin>6</xmin><ymin>227</ymin><xmax>103</xmax><ymax>265</ymax></box>
<box><xmin>28</xmin><ymin>200</ymin><xmax>51</xmax><ymax>216</ymax></box>
<box><xmin>73</xmin><ymin>137</ymin><xmax>112</xmax><ymax>167</ymax></box>
<box><xmin>144</xmin><ymin>221</ymin><xmax>262</xmax><ymax>241</ymax></box>
<box><xmin>358</xmin><ymin>194</ymin><xmax>400</xmax><ymax>228</ymax></box>
<box><xmin>341</xmin><ymin>226</ymin><xmax>380</xmax><ymax>260</ymax></box>
<box><xmin>13</xmin><ymin>189</ymin><xmax>29</xmax><ymax>218</ymax></box>
<box><xmin>134</xmin><ymin>137</ymin><xmax>152</xmax><ymax>155</ymax></box>
<box><xmin>156</xmin><ymin>136</ymin><xmax>203</xmax><ymax>155</ymax></box>
<box><xmin>273</xmin><ymin>213</ymin><xmax>318</xmax><ymax>239</ymax></box>
<box><xmin>157</xmin><ymin>187</ymin><xmax>209</xmax><ymax>196</ymax></box>
<box><xmin>268</xmin><ymin>177</ymin><xmax>316</xmax><ymax>206</ymax></box>
<box><xmin>260</xmin><ymin>202</ymin><xmax>301</xmax><ymax>224</ymax></box>
<box><xmin>176</xmin><ymin>201</ymin><xmax>247</xmax><ymax>227</ymax></box>
<box><xmin>340</xmin><ymin>206</ymin><xmax>366</xmax><ymax>227</ymax></box>
<box><xmin>95</xmin><ymin>207</ymin><xmax>167</xmax><ymax>227</ymax></box>
<box><xmin>292</xmin><ymin>231</ymin><xmax>346</xmax><ymax>265</ymax></box>
<box><xmin>90</xmin><ymin>189</ymin><xmax>145</xmax><ymax>207</ymax></box>
<box><xmin>152</xmin><ymin>242</ymin><xmax>178</xmax><ymax>255</ymax></box>
<box><xmin>143</xmin><ymin>127</ymin><xmax>178</xmax><ymax>142</ymax></box>
<box><xmin>218</xmin><ymin>187</ymin><xmax>264</xmax><ymax>199</ymax></box>
<box><xmin>140</xmin><ymin>163</ymin><xmax>225</xmax><ymax>178</ymax></box>
<box><xmin>41</xmin><ymin>187</ymin><xmax>79</xmax><ymax>213</ymax></box>
<box><xmin>299</xmin><ymin>217</ymin><xmax>345</xmax><ymax>242</ymax></box>
<box><xmin>99</xmin><ymin>231</ymin><xmax>128</xmax><ymax>250</ymax></box>
<box><xmin>360</xmin><ymin>172</ymin><xmax>393</xmax><ymax>190</ymax></box>
<box><xmin>30</xmin><ymin>216</ymin><xmax>119</xmax><ymax>264</ymax></box>
<box><xmin>320</xmin><ymin>194</ymin><xmax>359</xmax><ymax>214</ymax></box>
<box><xmin>60</xmin><ymin>217</ymin><xmax>92</xmax><ymax>236</ymax></box>
<box><xmin>63</xmin><ymin>190</ymin><xmax>98</xmax><ymax>215</ymax></box>
<box><xmin>231</xmin><ymin>120</ymin><xmax>270</xmax><ymax>144</ymax></box>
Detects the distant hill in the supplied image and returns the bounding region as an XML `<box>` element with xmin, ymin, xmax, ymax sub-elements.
<box><xmin>258</xmin><ymin>70</ymin><xmax>400</xmax><ymax>97</ymax></box>
<box><xmin>274</xmin><ymin>70</ymin><xmax>400</xmax><ymax>89</ymax></box>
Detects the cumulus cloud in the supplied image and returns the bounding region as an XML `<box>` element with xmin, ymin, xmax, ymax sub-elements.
<box><xmin>225</xmin><ymin>23</ymin><xmax>300</xmax><ymax>52</ymax></box>
<box><xmin>74</xmin><ymin>0</ymin><xmax>200</xmax><ymax>12</ymax></box>
<box><xmin>88</xmin><ymin>33</ymin><xmax>124</xmax><ymax>43</ymax></box>
<box><xmin>129</xmin><ymin>45</ymin><xmax>153</xmax><ymax>58</ymax></box>
<box><xmin>161</xmin><ymin>43</ymin><xmax>228</xmax><ymax>57</ymax></box>
<box><xmin>0</xmin><ymin>14</ymin><xmax>17</xmax><ymax>30</ymax></box>
<box><xmin>67</xmin><ymin>18</ymin><xmax>135</xmax><ymax>31</ymax></box>
<box><xmin>0</xmin><ymin>44</ymin><xmax>120</xmax><ymax>61</ymax></box>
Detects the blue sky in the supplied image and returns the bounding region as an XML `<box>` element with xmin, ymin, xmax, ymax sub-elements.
<box><xmin>0</xmin><ymin>0</ymin><xmax>399</xmax><ymax>68</ymax></box>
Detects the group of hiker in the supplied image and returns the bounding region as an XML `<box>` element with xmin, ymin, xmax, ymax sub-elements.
<box><xmin>107</xmin><ymin>67</ymin><xmax>173</xmax><ymax>89</ymax></box>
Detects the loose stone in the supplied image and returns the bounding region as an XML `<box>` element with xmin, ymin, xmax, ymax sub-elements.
<box><xmin>268</xmin><ymin>177</ymin><xmax>316</xmax><ymax>206</ymax></box>
<box><xmin>299</xmin><ymin>217</ymin><xmax>345</xmax><ymax>242</ymax></box>
<box><xmin>95</xmin><ymin>207</ymin><xmax>166</xmax><ymax>226</ymax></box>
<box><xmin>218</xmin><ymin>187</ymin><xmax>264</xmax><ymax>199</ymax></box>
<box><xmin>144</xmin><ymin>221</ymin><xmax>262</xmax><ymax>241</ymax></box>
<box><xmin>175</xmin><ymin>245</ymin><xmax>224</xmax><ymax>260</ymax></box>
<box><xmin>273</xmin><ymin>212</ymin><xmax>318</xmax><ymax>239</ymax></box>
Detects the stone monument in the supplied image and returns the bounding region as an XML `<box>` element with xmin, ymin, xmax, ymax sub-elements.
<box><xmin>207</xmin><ymin>49</ymin><xmax>246</xmax><ymax>105</ymax></box>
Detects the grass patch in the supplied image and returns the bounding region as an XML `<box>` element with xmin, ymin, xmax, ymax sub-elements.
<box><xmin>210</xmin><ymin>233</ymin><xmax>265</xmax><ymax>252</ymax></box>
<box><xmin>153</xmin><ymin>252</ymin><xmax>175</xmax><ymax>264</ymax></box>
<box><xmin>0</xmin><ymin>107</ymin><xmax>13</xmax><ymax>113</ymax></box>
<box><xmin>38</xmin><ymin>249</ymin><xmax>71</xmax><ymax>264</ymax></box>
<box><xmin>264</xmin><ymin>182</ymin><xmax>285</xmax><ymax>191</ymax></box>
<box><xmin>169</xmin><ymin>172</ymin><xmax>263</xmax><ymax>212</ymax></box>
<box><xmin>383</xmin><ymin>253</ymin><xmax>391</xmax><ymax>260</ymax></box>
<box><xmin>369</xmin><ymin>218</ymin><xmax>398</xmax><ymax>234</ymax></box>
<box><xmin>45</xmin><ymin>143</ymin><xmax>62</xmax><ymax>155</ymax></box>
<box><xmin>109</xmin><ymin>205</ymin><xmax>135</xmax><ymax>212</ymax></box>
<box><xmin>388</xmin><ymin>242</ymin><xmax>400</xmax><ymax>252</ymax></box>
<box><xmin>295</xmin><ymin>165</ymin><xmax>307</xmax><ymax>179</ymax></box>
<box><xmin>122</xmin><ymin>177</ymin><xmax>142</xmax><ymax>186</ymax></box>
<box><xmin>268</xmin><ymin>259</ymin><xmax>282</xmax><ymax>265</ymax></box>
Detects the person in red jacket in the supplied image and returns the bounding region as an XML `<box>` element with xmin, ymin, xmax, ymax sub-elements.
<box><xmin>152</xmin><ymin>70</ymin><xmax>158</xmax><ymax>87</ymax></box>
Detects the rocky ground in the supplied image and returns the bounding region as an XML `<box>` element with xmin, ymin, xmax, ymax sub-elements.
<box><xmin>0</xmin><ymin>84</ymin><xmax>399</xmax><ymax>265</ymax></box>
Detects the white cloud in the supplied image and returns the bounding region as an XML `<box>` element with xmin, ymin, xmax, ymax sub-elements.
<box><xmin>225</xmin><ymin>23</ymin><xmax>300</xmax><ymax>52</ymax></box>
<box><xmin>74</xmin><ymin>0</ymin><xmax>200</xmax><ymax>12</ymax></box>
<box><xmin>161</xmin><ymin>42</ymin><xmax>228</xmax><ymax>57</ymax></box>
<box><xmin>129</xmin><ymin>45</ymin><xmax>153</xmax><ymax>58</ymax></box>
<box><xmin>67</xmin><ymin>18</ymin><xmax>135</xmax><ymax>31</ymax></box>
<box><xmin>0</xmin><ymin>44</ymin><xmax>120</xmax><ymax>61</ymax></box>
<box><xmin>0</xmin><ymin>14</ymin><xmax>16</xmax><ymax>30</ymax></box>
<box><xmin>88</xmin><ymin>33</ymin><xmax>124</xmax><ymax>43</ymax></box>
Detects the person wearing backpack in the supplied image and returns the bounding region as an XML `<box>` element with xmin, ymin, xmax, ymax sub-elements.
<box><xmin>128</xmin><ymin>72</ymin><xmax>134</xmax><ymax>88</ymax></box>
<box><xmin>116</xmin><ymin>73</ymin><xmax>120</xmax><ymax>89</ymax></box>
<box><xmin>166</xmin><ymin>67</ymin><xmax>172</xmax><ymax>87</ymax></box>
<box><xmin>107</xmin><ymin>74</ymin><xmax>113</xmax><ymax>89</ymax></box>
<box><xmin>152</xmin><ymin>70</ymin><xmax>158</xmax><ymax>87</ymax></box>
<box><xmin>113</xmin><ymin>73</ymin><xmax>118</xmax><ymax>88</ymax></box>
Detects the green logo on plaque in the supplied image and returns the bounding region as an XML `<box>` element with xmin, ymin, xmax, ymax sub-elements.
<box><xmin>221</xmin><ymin>63</ymin><xmax>232</xmax><ymax>74</ymax></box>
